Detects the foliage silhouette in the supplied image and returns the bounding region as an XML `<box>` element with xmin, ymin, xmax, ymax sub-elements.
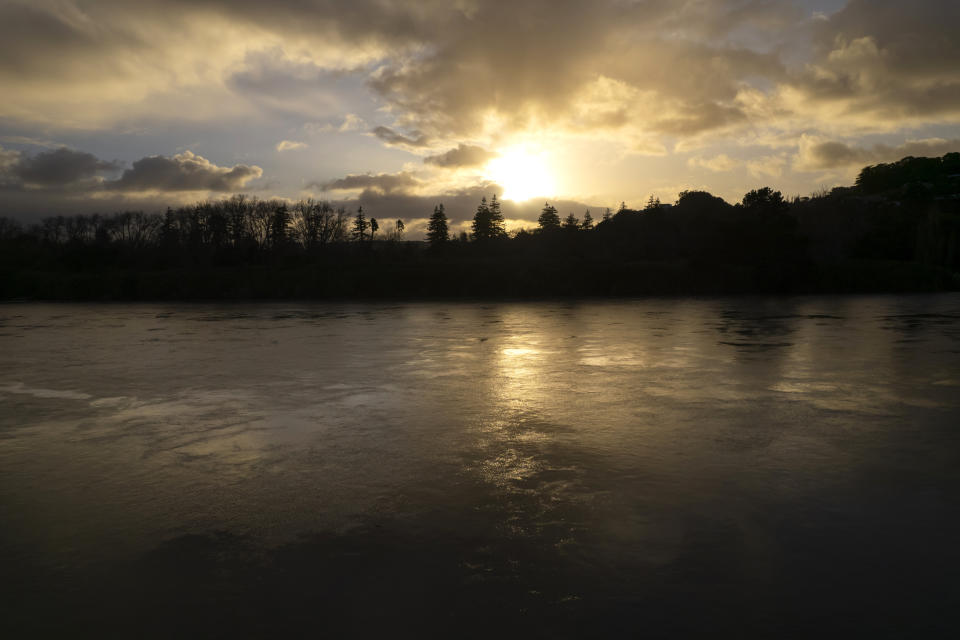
<box><xmin>1</xmin><ymin>153</ymin><xmax>958</xmax><ymax>299</ymax></box>
<box><xmin>427</xmin><ymin>204</ymin><xmax>450</xmax><ymax>247</ymax></box>
<box><xmin>538</xmin><ymin>203</ymin><xmax>561</xmax><ymax>231</ymax></box>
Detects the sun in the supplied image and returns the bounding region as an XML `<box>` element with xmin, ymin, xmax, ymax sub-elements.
<box><xmin>484</xmin><ymin>145</ymin><xmax>556</xmax><ymax>202</ymax></box>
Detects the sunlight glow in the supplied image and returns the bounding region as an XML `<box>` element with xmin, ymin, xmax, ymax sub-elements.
<box><xmin>484</xmin><ymin>146</ymin><xmax>556</xmax><ymax>202</ymax></box>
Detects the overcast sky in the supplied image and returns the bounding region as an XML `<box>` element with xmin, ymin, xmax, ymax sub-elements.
<box><xmin>1</xmin><ymin>0</ymin><xmax>958</xmax><ymax>235</ymax></box>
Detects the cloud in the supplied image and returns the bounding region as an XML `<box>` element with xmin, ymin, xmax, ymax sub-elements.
<box><xmin>688</xmin><ymin>154</ymin><xmax>739</xmax><ymax>172</ymax></box>
<box><xmin>13</xmin><ymin>147</ymin><xmax>120</xmax><ymax>187</ymax></box>
<box><xmin>3</xmin><ymin>0</ymin><xmax>952</xmax><ymax>148</ymax></box>
<box><xmin>0</xmin><ymin>0</ymin><xmax>797</xmax><ymax>142</ymax></box>
<box><xmin>781</xmin><ymin>0</ymin><xmax>960</xmax><ymax>129</ymax></box>
<box><xmin>304</xmin><ymin>114</ymin><xmax>367</xmax><ymax>135</ymax></box>
<box><xmin>109</xmin><ymin>151</ymin><xmax>263</xmax><ymax>192</ymax></box>
<box><xmin>1</xmin><ymin>0</ymin><xmax>958</xmax><ymax>219</ymax></box>
<box><xmin>424</xmin><ymin>144</ymin><xmax>497</xmax><ymax>169</ymax></box>
<box><xmin>371</xmin><ymin>126</ymin><xmax>430</xmax><ymax>148</ymax></box>
<box><xmin>316</xmin><ymin>171</ymin><xmax>421</xmax><ymax>194</ymax></box>
<box><xmin>1</xmin><ymin>146</ymin><xmax>263</xmax><ymax>194</ymax></box>
<box><xmin>337</xmin><ymin>114</ymin><xmax>366</xmax><ymax>133</ymax></box>
<box><xmin>747</xmin><ymin>155</ymin><xmax>788</xmax><ymax>179</ymax></box>
<box><xmin>795</xmin><ymin>135</ymin><xmax>960</xmax><ymax>171</ymax></box>
<box><xmin>276</xmin><ymin>140</ymin><xmax>308</xmax><ymax>152</ymax></box>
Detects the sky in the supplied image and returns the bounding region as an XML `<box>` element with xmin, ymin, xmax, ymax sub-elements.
<box><xmin>1</xmin><ymin>0</ymin><xmax>959</xmax><ymax>237</ymax></box>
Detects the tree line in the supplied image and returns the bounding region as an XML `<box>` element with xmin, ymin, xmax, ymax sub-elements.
<box><xmin>1</xmin><ymin>153</ymin><xmax>958</xmax><ymax>298</ymax></box>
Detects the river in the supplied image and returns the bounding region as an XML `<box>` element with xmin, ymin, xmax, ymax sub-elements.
<box><xmin>2</xmin><ymin>296</ymin><xmax>959</xmax><ymax>637</ymax></box>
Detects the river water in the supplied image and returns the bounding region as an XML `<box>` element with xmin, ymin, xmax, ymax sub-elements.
<box><xmin>2</xmin><ymin>296</ymin><xmax>959</xmax><ymax>637</ymax></box>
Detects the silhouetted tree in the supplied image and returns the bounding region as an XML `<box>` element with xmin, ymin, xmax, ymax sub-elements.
<box><xmin>427</xmin><ymin>204</ymin><xmax>449</xmax><ymax>246</ymax></box>
<box><xmin>351</xmin><ymin>207</ymin><xmax>369</xmax><ymax>242</ymax></box>
<box><xmin>3</xmin><ymin>152</ymin><xmax>957</xmax><ymax>300</ymax></box>
<box><xmin>742</xmin><ymin>187</ymin><xmax>787</xmax><ymax>214</ymax></box>
<box><xmin>471</xmin><ymin>196</ymin><xmax>505</xmax><ymax>241</ymax></box>
<box><xmin>538</xmin><ymin>203</ymin><xmax>560</xmax><ymax>231</ymax></box>
<box><xmin>269</xmin><ymin>203</ymin><xmax>290</xmax><ymax>249</ymax></box>
<box><xmin>581</xmin><ymin>210</ymin><xmax>594</xmax><ymax>230</ymax></box>
<box><xmin>0</xmin><ymin>217</ymin><xmax>23</xmax><ymax>240</ymax></box>
<box><xmin>602</xmin><ymin>208</ymin><xmax>612</xmax><ymax>223</ymax></box>
<box><xmin>488</xmin><ymin>194</ymin><xmax>505</xmax><ymax>236</ymax></box>
<box><xmin>370</xmin><ymin>217</ymin><xmax>379</xmax><ymax>241</ymax></box>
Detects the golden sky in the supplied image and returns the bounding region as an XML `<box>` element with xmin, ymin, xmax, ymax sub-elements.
<box><xmin>1</xmin><ymin>0</ymin><xmax>959</xmax><ymax>235</ymax></box>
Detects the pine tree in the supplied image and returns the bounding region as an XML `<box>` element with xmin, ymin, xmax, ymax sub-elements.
<box><xmin>538</xmin><ymin>202</ymin><xmax>561</xmax><ymax>231</ymax></box>
<box><xmin>471</xmin><ymin>197</ymin><xmax>490</xmax><ymax>240</ymax></box>
<box><xmin>370</xmin><ymin>217</ymin><xmax>379</xmax><ymax>241</ymax></box>
<box><xmin>563</xmin><ymin>212</ymin><xmax>580</xmax><ymax>231</ymax></box>
<box><xmin>644</xmin><ymin>195</ymin><xmax>661</xmax><ymax>211</ymax></box>
<box><xmin>426</xmin><ymin>204</ymin><xmax>449</xmax><ymax>246</ymax></box>
<box><xmin>471</xmin><ymin>195</ymin><xmax>504</xmax><ymax>241</ymax></box>
<box><xmin>602</xmin><ymin>207</ymin><xmax>612</xmax><ymax>222</ymax></box>
<box><xmin>488</xmin><ymin>194</ymin><xmax>505</xmax><ymax>238</ymax></box>
<box><xmin>581</xmin><ymin>210</ymin><xmax>594</xmax><ymax>230</ymax></box>
<box><xmin>351</xmin><ymin>206</ymin><xmax>368</xmax><ymax>242</ymax></box>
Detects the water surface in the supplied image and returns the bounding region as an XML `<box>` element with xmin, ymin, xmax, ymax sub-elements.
<box><xmin>2</xmin><ymin>296</ymin><xmax>959</xmax><ymax>636</ymax></box>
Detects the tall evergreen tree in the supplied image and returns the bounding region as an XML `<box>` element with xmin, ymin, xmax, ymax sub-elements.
<box><xmin>581</xmin><ymin>210</ymin><xmax>594</xmax><ymax>230</ymax></box>
<box><xmin>488</xmin><ymin>194</ymin><xmax>505</xmax><ymax>237</ymax></box>
<box><xmin>563</xmin><ymin>212</ymin><xmax>580</xmax><ymax>231</ymax></box>
<box><xmin>427</xmin><ymin>204</ymin><xmax>449</xmax><ymax>246</ymax></box>
<box><xmin>538</xmin><ymin>203</ymin><xmax>561</xmax><ymax>231</ymax></box>
<box><xmin>471</xmin><ymin>196</ymin><xmax>505</xmax><ymax>241</ymax></box>
<box><xmin>471</xmin><ymin>197</ymin><xmax>490</xmax><ymax>240</ymax></box>
<box><xmin>370</xmin><ymin>217</ymin><xmax>379</xmax><ymax>241</ymax></box>
<box><xmin>351</xmin><ymin>206</ymin><xmax>369</xmax><ymax>242</ymax></box>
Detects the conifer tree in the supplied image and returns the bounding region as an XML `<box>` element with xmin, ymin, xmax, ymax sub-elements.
<box><xmin>471</xmin><ymin>195</ymin><xmax>505</xmax><ymax>241</ymax></box>
<box><xmin>538</xmin><ymin>202</ymin><xmax>561</xmax><ymax>231</ymax></box>
<box><xmin>563</xmin><ymin>212</ymin><xmax>580</xmax><ymax>231</ymax></box>
<box><xmin>471</xmin><ymin>197</ymin><xmax>490</xmax><ymax>240</ymax></box>
<box><xmin>351</xmin><ymin>206</ymin><xmax>368</xmax><ymax>242</ymax></box>
<box><xmin>488</xmin><ymin>194</ymin><xmax>505</xmax><ymax>237</ymax></box>
<box><xmin>581</xmin><ymin>210</ymin><xmax>594</xmax><ymax>230</ymax></box>
<box><xmin>427</xmin><ymin>204</ymin><xmax>449</xmax><ymax>246</ymax></box>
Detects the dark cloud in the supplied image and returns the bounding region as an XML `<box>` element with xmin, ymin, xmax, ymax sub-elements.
<box><xmin>109</xmin><ymin>151</ymin><xmax>262</xmax><ymax>192</ymax></box>
<box><xmin>371</xmin><ymin>126</ymin><xmax>430</xmax><ymax>148</ymax></box>
<box><xmin>796</xmin><ymin>137</ymin><xmax>960</xmax><ymax>171</ymax></box>
<box><xmin>14</xmin><ymin>147</ymin><xmax>120</xmax><ymax>186</ymax></box>
<box><xmin>789</xmin><ymin>0</ymin><xmax>960</xmax><ymax>123</ymax></box>
<box><xmin>424</xmin><ymin>144</ymin><xmax>497</xmax><ymax>169</ymax></box>
<box><xmin>1</xmin><ymin>146</ymin><xmax>263</xmax><ymax>196</ymax></box>
<box><xmin>316</xmin><ymin>171</ymin><xmax>420</xmax><ymax>195</ymax></box>
<box><xmin>0</xmin><ymin>0</ymin><xmax>798</xmax><ymax>139</ymax></box>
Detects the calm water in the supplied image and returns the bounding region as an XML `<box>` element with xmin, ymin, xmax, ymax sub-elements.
<box><xmin>2</xmin><ymin>297</ymin><xmax>959</xmax><ymax>637</ymax></box>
